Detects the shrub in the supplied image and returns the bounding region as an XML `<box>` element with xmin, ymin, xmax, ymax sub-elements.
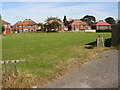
<box><xmin>96</xmin><ymin>29</ymin><xmax>112</xmax><ymax>32</ymax></box>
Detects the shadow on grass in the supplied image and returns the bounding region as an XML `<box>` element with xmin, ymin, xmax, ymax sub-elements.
<box><xmin>85</xmin><ymin>38</ymin><xmax>111</xmax><ymax>49</ymax></box>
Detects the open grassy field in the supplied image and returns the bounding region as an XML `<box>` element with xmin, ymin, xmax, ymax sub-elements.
<box><xmin>2</xmin><ymin>32</ymin><xmax>111</xmax><ymax>87</ymax></box>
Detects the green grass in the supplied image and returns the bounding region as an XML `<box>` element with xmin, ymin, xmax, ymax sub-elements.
<box><xmin>2</xmin><ymin>32</ymin><xmax>111</xmax><ymax>81</ymax></box>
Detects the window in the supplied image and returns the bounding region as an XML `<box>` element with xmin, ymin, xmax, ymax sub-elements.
<box><xmin>24</xmin><ymin>29</ymin><xmax>28</xmax><ymax>31</ymax></box>
<box><xmin>24</xmin><ymin>25</ymin><xmax>27</xmax><ymax>27</ymax></box>
<box><xmin>4</xmin><ymin>24</ymin><xmax>7</xmax><ymax>26</ymax></box>
<box><xmin>30</xmin><ymin>29</ymin><xmax>34</xmax><ymax>31</ymax></box>
<box><xmin>30</xmin><ymin>25</ymin><xmax>33</xmax><ymax>27</ymax></box>
<box><xmin>76</xmin><ymin>25</ymin><xmax>79</xmax><ymax>27</ymax></box>
<box><xmin>81</xmin><ymin>25</ymin><xmax>83</xmax><ymax>27</ymax></box>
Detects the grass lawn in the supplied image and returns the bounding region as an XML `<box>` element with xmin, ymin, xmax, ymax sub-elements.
<box><xmin>2</xmin><ymin>32</ymin><xmax>111</xmax><ymax>87</ymax></box>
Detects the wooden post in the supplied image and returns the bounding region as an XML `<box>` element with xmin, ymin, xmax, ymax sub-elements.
<box><xmin>9</xmin><ymin>61</ymin><xmax>13</xmax><ymax>76</ymax></box>
<box><xmin>14</xmin><ymin>61</ymin><xmax>18</xmax><ymax>76</ymax></box>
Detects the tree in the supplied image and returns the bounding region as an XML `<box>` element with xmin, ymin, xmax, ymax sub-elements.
<box><xmin>81</xmin><ymin>15</ymin><xmax>96</xmax><ymax>26</ymax></box>
<box><xmin>63</xmin><ymin>16</ymin><xmax>68</xmax><ymax>26</ymax></box>
<box><xmin>105</xmin><ymin>17</ymin><xmax>116</xmax><ymax>24</ymax></box>
<box><xmin>38</xmin><ymin>23</ymin><xmax>44</xmax><ymax>31</ymax></box>
<box><xmin>49</xmin><ymin>21</ymin><xmax>60</xmax><ymax>31</ymax></box>
<box><xmin>2</xmin><ymin>26</ymin><xmax>5</xmax><ymax>33</ymax></box>
<box><xmin>46</xmin><ymin>17</ymin><xmax>61</xmax><ymax>22</ymax></box>
<box><xmin>0</xmin><ymin>15</ymin><xmax>2</xmax><ymax>33</ymax></box>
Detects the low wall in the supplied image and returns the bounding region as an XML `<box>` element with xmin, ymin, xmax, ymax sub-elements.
<box><xmin>85</xmin><ymin>30</ymin><xmax>96</xmax><ymax>32</ymax></box>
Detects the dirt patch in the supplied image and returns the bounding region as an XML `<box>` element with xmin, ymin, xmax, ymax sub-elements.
<box><xmin>0</xmin><ymin>35</ymin><xmax>6</xmax><ymax>38</ymax></box>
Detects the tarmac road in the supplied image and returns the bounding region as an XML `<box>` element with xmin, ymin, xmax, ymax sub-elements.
<box><xmin>43</xmin><ymin>49</ymin><xmax>119</xmax><ymax>88</ymax></box>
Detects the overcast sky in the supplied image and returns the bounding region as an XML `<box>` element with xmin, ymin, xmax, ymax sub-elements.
<box><xmin>1</xmin><ymin>2</ymin><xmax>118</xmax><ymax>25</ymax></box>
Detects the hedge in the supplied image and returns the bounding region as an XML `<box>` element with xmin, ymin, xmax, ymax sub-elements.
<box><xmin>96</xmin><ymin>29</ymin><xmax>112</xmax><ymax>32</ymax></box>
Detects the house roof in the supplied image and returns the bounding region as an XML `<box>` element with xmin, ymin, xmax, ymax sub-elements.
<box><xmin>92</xmin><ymin>21</ymin><xmax>111</xmax><ymax>26</ymax></box>
<box><xmin>46</xmin><ymin>20</ymin><xmax>64</xmax><ymax>25</ymax></box>
<box><xmin>2</xmin><ymin>20</ymin><xmax>10</xmax><ymax>25</ymax></box>
<box><xmin>13</xmin><ymin>21</ymin><xmax>23</xmax><ymax>26</ymax></box>
<box><xmin>13</xmin><ymin>19</ymin><xmax>37</xmax><ymax>26</ymax></box>
<box><xmin>22</xmin><ymin>19</ymin><xmax>37</xmax><ymax>25</ymax></box>
<box><xmin>69</xmin><ymin>20</ymin><xmax>87</xmax><ymax>25</ymax></box>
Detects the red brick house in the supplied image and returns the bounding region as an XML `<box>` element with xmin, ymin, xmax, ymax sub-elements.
<box><xmin>92</xmin><ymin>20</ymin><xmax>111</xmax><ymax>30</ymax></box>
<box><xmin>13</xmin><ymin>19</ymin><xmax>40</xmax><ymax>33</ymax></box>
<box><xmin>45</xmin><ymin>20</ymin><xmax>64</xmax><ymax>31</ymax></box>
<box><xmin>2</xmin><ymin>20</ymin><xmax>11</xmax><ymax>34</ymax></box>
<box><xmin>68</xmin><ymin>20</ymin><xmax>91</xmax><ymax>31</ymax></box>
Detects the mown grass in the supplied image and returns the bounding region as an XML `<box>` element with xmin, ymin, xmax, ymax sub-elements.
<box><xmin>2</xmin><ymin>32</ymin><xmax>111</xmax><ymax>87</ymax></box>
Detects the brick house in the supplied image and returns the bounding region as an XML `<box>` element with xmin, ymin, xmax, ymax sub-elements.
<box><xmin>2</xmin><ymin>20</ymin><xmax>11</xmax><ymax>34</ymax></box>
<box><xmin>45</xmin><ymin>20</ymin><xmax>64</xmax><ymax>31</ymax></box>
<box><xmin>92</xmin><ymin>20</ymin><xmax>111</xmax><ymax>30</ymax></box>
<box><xmin>13</xmin><ymin>19</ymin><xmax>40</xmax><ymax>33</ymax></box>
<box><xmin>68</xmin><ymin>20</ymin><xmax>91</xmax><ymax>31</ymax></box>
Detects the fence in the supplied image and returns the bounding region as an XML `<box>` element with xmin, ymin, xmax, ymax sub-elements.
<box><xmin>112</xmin><ymin>24</ymin><xmax>120</xmax><ymax>46</ymax></box>
<box><xmin>1</xmin><ymin>60</ymin><xmax>25</xmax><ymax>77</ymax></box>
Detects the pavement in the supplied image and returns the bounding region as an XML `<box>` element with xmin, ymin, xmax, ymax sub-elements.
<box><xmin>43</xmin><ymin>49</ymin><xmax>119</xmax><ymax>88</ymax></box>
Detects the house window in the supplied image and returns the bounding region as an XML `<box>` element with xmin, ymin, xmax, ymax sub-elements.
<box><xmin>16</xmin><ymin>25</ymin><xmax>19</xmax><ymax>27</ymax></box>
<box><xmin>76</xmin><ymin>25</ymin><xmax>79</xmax><ymax>27</ymax></box>
<box><xmin>3</xmin><ymin>24</ymin><xmax>7</xmax><ymax>26</ymax></box>
<box><xmin>30</xmin><ymin>25</ymin><xmax>33</xmax><ymax>27</ymax></box>
<box><xmin>24</xmin><ymin>25</ymin><xmax>27</xmax><ymax>27</ymax></box>
<box><xmin>24</xmin><ymin>29</ymin><xmax>28</xmax><ymax>31</ymax></box>
<box><xmin>30</xmin><ymin>29</ymin><xmax>34</xmax><ymax>31</ymax></box>
<box><xmin>103</xmin><ymin>25</ymin><xmax>107</xmax><ymax>27</ymax></box>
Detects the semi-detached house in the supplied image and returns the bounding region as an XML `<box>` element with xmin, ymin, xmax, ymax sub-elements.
<box><xmin>13</xmin><ymin>19</ymin><xmax>41</xmax><ymax>33</ymax></box>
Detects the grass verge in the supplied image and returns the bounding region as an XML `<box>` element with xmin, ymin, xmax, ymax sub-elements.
<box><xmin>2</xmin><ymin>32</ymin><xmax>111</xmax><ymax>88</ymax></box>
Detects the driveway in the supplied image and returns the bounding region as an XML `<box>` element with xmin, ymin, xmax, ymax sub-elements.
<box><xmin>43</xmin><ymin>49</ymin><xmax>118</xmax><ymax>88</ymax></box>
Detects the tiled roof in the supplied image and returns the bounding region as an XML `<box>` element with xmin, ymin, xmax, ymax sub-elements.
<box><xmin>22</xmin><ymin>19</ymin><xmax>37</xmax><ymax>25</ymax></box>
<box><xmin>92</xmin><ymin>21</ymin><xmax>111</xmax><ymax>26</ymax></box>
<box><xmin>2</xmin><ymin>20</ymin><xmax>10</xmax><ymax>25</ymax></box>
<box><xmin>13</xmin><ymin>21</ymin><xmax>23</xmax><ymax>26</ymax></box>
<box><xmin>69</xmin><ymin>20</ymin><xmax>87</xmax><ymax>25</ymax></box>
<box><xmin>46</xmin><ymin>20</ymin><xmax>64</xmax><ymax>25</ymax></box>
<box><xmin>13</xmin><ymin>19</ymin><xmax>37</xmax><ymax>26</ymax></box>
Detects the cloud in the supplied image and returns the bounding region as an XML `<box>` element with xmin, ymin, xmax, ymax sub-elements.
<box><xmin>2</xmin><ymin>2</ymin><xmax>117</xmax><ymax>24</ymax></box>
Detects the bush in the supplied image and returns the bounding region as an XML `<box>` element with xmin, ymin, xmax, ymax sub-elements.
<box><xmin>96</xmin><ymin>29</ymin><xmax>112</xmax><ymax>32</ymax></box>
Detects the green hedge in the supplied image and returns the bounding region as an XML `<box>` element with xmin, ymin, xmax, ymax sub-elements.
<box><xmin>96</xmin><ymin>29</ymin><xmax>112</xmax><ymax>32</ymax></box>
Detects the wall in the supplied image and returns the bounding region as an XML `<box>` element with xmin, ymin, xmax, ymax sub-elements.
<box><xmin>112</xmin><ymin>24</ymin><xmax>120</xmax><ymax>46</ymax></box>
<box><xmin>85</xmin><ymin>30</ymin><xmax>96</xmax><ymax>32</ymax></box>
